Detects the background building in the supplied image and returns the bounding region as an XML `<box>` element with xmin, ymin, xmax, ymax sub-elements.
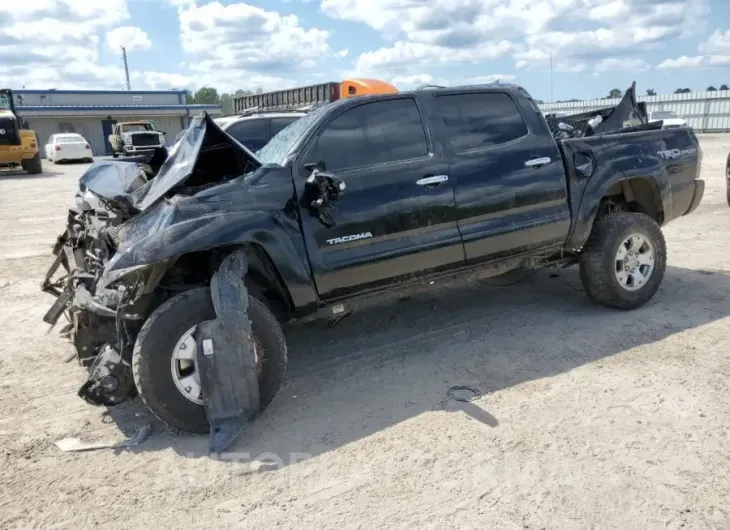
<box><xmin>12</xmin><ymin>89</ymin><xmax>222</xmax><ymax>157</ymax></box>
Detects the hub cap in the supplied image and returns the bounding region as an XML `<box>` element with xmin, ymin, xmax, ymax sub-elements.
<box><xmin>170</xmin><ymin>325</ymin><xmax>261</xmax><ymax>405</ymax></box>
<box><xmin>615</xmin><ymin>233</ymin><xmax>655</xmax><ymax>291</ymax></box>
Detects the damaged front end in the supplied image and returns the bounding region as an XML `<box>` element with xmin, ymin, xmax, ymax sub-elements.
<box><xmin>41</xmin><ymin>112</ymin><xmax>263</xmax><ymax>412</ymax></box>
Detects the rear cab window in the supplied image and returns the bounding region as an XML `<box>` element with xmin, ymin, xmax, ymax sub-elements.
<box><xmin>271</xmin><ymin>117</ymin><xmax>300</xmax><ymax>136</ymax></box>
<box><xmin>305</xmin><ymin>97</ymin><xmax>429</xmax><ymax>171</ymax></box>
<box><xmin>435</xmin><ymin>92</ymin><xmax>528</xmax><ymax>152</ymax></box>
<box><xmin>225</xmin><ymin>118</ymin><xmax>271</xmax><ymax>151</ymax></box>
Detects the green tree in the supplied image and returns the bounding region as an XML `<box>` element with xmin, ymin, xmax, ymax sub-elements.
<box><xmin>192</xmin><ymin>86</ymin><xmax>220</xmax><ymax>105</ymax></box>
<box><xmin>607</xmin><ymin>88</ymin><xmax>622</xmax><ymax>98</ymax></box>
<box><xmin>720</xmin><ymin>84</ymin><xmax>729</xmax><ymax>90</ymax></box>
<box><xmin>184</xmin><ymin>89</ymin><xmax>196</xmax><ymax>104</ymax></box>
<box><xmin>707</xmin><ymin>86</ymin><xmax>717</xmax><ymax>91</ymax></box>
<box><xmin>646</xmin><ymin>89</ymin><xmax>656</xmax><ymax>96</ymax></box>
<box><xmin>674</xmin><ymin>88</ymin><xmax>691</xmax><ymax>94</ymax></box>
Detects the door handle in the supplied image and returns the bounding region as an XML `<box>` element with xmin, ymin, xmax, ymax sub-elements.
<box><xmin>417</xmin><ymin>175</ymin><xmax>449</xmax><ymax>186</ymax></box>
<box><xmin>525</xmin><ymin>157</ymin><xmax>551</xmax><ymax>167</ymax></box>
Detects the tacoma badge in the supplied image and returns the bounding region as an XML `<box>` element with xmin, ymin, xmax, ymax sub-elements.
<box><xmin>326</xmin><ymin>232</ymin><xmax>373</xmax><ymax>245</ymax></box>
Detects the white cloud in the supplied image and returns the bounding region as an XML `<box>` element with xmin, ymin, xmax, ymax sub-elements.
<box><xmin>657</xmin><ymin>56</ymin><xmax>705</xmax><ymax>69</ymax></box>
<box><xmin>0</xmin><ymin>0</ymin><xmax>131</xmax><ymax>89</ymax></box>
<box><xmin>699</xmin><ymin>29</ymin><xmax>730</xmax><ymax>54</ymax></box>
<box><xmin>106</xmin><ymin>26</ymin><xmax>152</xmax><ymax>52</ymax></box>
<box><xmin>707</xmin><ymin>55</ymin><xmax>730</xmax><ymax>66</ymax></box>
<box><xmin>353</xmin><ymin>40</ymin><xmax>514</xmax><ymax>76</ymax></box>
<box><xmin>389</xmin><ymin>73</ymin><xmax>516</xmax><ymax>90</ymax></box>
<box><xmin>594</xmin><ymin>58</ymin><xmax>651</xmax><ymax>73</ymax></box>
<box><xmin>133</xmin><ymin>71</ymin><xmax>193</xmax><ymax>89</ymax></box>
<box><xmin>335</xmin><ymin>48</ymin><xmax>349</xmax><ymax>58</ymax></box>
<box><xmin>322</xmin><ymin>0</ymin><xmax>709</xmax><ymax>76</ymax></box>
<box><xmin>176</xmin><ymin>2</ymin><xmax>331</xmax><ymax>92</ymax></box>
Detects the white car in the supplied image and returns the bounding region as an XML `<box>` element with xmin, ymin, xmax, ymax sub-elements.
<box><xmin>45</xmin><ymin>133</ymin><xmax>94</xmax><ymax>163</ymax></box>
<box><xmin>648</xmin><ymin>110</ymin><xmax>688</xmax><ymax>129</ymax></box>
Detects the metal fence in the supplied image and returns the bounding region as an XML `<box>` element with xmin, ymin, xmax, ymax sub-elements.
<box><xmin>538</xmin><ymin>90</ymin><xmax>730</xmax><ymax>132</ymax></box>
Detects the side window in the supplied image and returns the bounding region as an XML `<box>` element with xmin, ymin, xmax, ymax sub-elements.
<box><xmin>225</xmin><ymin>119</ymin><xmax>270</xmax><ymax>151</ymax></box>
<box><xmin>306</xmin><ymin>98</ymin><xmax>429</xmax><ymax>171</ymax></box>
<box><xmin>436</xmin><ymin>93</ymin><xmax>528</xmax><ymax>152</ymax></box>
<box><xmin>271</xmin><ymin>117</ymin><xmax>299</xmax><ymax>136</ymax></box>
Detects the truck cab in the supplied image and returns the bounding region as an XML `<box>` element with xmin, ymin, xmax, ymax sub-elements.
<box><xmin>109</xmin><ymin>121</ymin><xmax>166</xmax><ymax>158</ymax></box>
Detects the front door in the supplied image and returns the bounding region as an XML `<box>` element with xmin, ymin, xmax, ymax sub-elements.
<box><xmin>101</xmin><ymin>119</ymin><xmax>117</xmax><ymax>154</ymax></box>
<box><xmin>294</xmin><ymin>96</ymin><xmax>464</xmax><ymax>301</ymax></box>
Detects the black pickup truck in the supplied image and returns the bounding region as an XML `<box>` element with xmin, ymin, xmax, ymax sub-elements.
<box><xmin>41</xmin><ymin>82</ymin><xmax>704</xmax><ymax>440</ymax></box>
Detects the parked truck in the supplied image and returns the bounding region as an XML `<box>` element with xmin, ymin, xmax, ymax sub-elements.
<box><xmin>108</xmin><ymin>121</ymin><xmax>166</xmax><ymax>158</ymax></box>
<box><xmin>42</xmin><ymin>81</ymin><xmax>703</xmax><ymax>443</ymax></box>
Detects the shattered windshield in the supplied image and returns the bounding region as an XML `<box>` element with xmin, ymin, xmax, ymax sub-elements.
<box><xmin>255</xmin><ymin>105</ymin><xmax>329</xmax><ymax>166</ymax></box>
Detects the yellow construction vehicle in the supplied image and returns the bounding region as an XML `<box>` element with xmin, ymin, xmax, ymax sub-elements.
<box><xmin>0</xmin><ymin>88</ymin><xmax>42</xmax><ymax>174</ymax></box>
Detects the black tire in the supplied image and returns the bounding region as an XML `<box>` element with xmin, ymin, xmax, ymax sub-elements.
<box><xmin>112</xmin><ymin>152</ymin><xmax>119</xmax><ymax>159</ymax></box>
<box><xmin>579</xmin><ymin>212</ymin><xmax>666</xmax><ymax>310</ymax></box>
<box><xmin>132</xmin><ymin>287</ymin><xmax>287</xmax><ymax>434</ymax></box>
<box><xmin>21</xmin><ymin>152</ymin><xmax>42</xmax><ymax>174</ymax></box>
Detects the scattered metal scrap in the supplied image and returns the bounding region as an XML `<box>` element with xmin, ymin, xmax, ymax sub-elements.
<box><xmin>54</xmin><ymin>424</ymin><xmax>151</xmax><ymax>453</ymax></box>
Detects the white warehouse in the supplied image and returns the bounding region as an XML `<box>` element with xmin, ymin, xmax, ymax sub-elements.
<box><xmin>11</xmin><ymin>89</ymin><xmax>222</xmax><ymax>157</ymax></box>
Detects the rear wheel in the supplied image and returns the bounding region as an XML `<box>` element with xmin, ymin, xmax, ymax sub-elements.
<box><xmin>132</xmin><ymin>287</ymin><xmax>287</xmax><ymax>434</ymax></box>
<box><xmin>22</xmin><ymin>152</ymin><xmax>43</xmax><ymax>174</ymax></box>
<box><xmin>579</xmin><ymin>212</ymin><xmax>666</xmax><ymax>310</ymax></box>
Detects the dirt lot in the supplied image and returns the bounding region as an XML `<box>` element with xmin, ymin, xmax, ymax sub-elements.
<box><xmin>1</xmin><ymin>137</ymin><xmax>730</xmax><ymax>529</ymax></box>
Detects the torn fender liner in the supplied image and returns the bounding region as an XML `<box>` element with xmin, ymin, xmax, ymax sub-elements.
<box><xmin>195</xmin><ymin>250</ymin><xmax>260</xmax><ymax>454</ymax></box>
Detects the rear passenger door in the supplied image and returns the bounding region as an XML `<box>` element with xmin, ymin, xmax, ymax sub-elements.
<box><xmin>295</xmin><ymin>96</ymin><xmax>464</xmax><ymax>300</ymax></box>
<box><xmin>435</xmin><ymin>91</ymin><xmax>570</xmax><ymax>263</ymax></box>
<box><xmin>225</xmin><ymin>118</ymin><xmax>270</xmax><ymax>152</ymax></box>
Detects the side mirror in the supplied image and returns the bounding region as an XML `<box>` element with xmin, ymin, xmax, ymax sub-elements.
<box><xmin>304</xmin><ymin>163</ymin><xmax>346</xmax><ymax>227</ymax></box>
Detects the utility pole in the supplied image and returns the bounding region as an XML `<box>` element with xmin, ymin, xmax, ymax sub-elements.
<box><xmin>122</xmin><ymin>46</ymin><xmax>131</xmax><ymax>90</ymax></box>
<box><xmin>550</xmin><ymin>52</ymin><xmax>554</xmax><ymax>104</ymax></box>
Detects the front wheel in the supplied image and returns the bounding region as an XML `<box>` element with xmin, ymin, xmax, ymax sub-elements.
<box><xmin>132</xmin><ymin>287</ymin><xmax>288</xmax><ymax>433</ymax></box>
<box><xmin>22</xmin><ymin>152</ymin><xmax>43</xmax><ymax>174</ymax></box>
<box><xmin>579</xmin><ymin>212</ymin><xmax>667</xmax><ymax>310</ymax></box>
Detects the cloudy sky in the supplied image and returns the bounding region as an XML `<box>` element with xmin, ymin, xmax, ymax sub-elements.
<box><xmin>1</xmin><ymin>0</ymin><xmax>729</xmax><ymax>101</ymax></box>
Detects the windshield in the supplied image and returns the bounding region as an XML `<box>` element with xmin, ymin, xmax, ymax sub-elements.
<box><xmin>123</xmin><ymin>124</ymin><xmax>154</xmax><ymax>133</ymax></box>
<box><xmin>56</xmin><ymin>135</ymin><xmax>84</xmax><ymax>144</ymax></box>
<box><xmin>651</xmin><ymin>111</ymin><xmax>678</xmax><ymax>119</ymax></box>
<box><xmin>254</xmin><ymin>105</ymin><xmax>329</xmax><ymax>166</ymax></box>
<box><xmin>0</xmin><ymin>92</ymin><xmax>12</xmax><ymax>111</ymax></box>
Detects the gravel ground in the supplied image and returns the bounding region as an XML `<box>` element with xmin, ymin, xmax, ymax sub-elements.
<box><xmin>1</xmin><ymin>136</ymin><xmax>729</xmax><ymax>530</ymax></box>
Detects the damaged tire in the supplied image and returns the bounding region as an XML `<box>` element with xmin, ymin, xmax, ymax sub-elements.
<box><xmin>132</xmin><ymin>287</ymin><xmax>287</xmax><ymax>434</ymax></box>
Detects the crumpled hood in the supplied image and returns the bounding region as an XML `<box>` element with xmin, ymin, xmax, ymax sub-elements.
<box><xmin>96</xmin><ymin>164</ymin><xmax>295</xmax><ymax>289</ymax></box>
<box><xmin>78</xmin><ymin>113</ymin><xmax>261</xmax><ymax>213</ymax></box>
